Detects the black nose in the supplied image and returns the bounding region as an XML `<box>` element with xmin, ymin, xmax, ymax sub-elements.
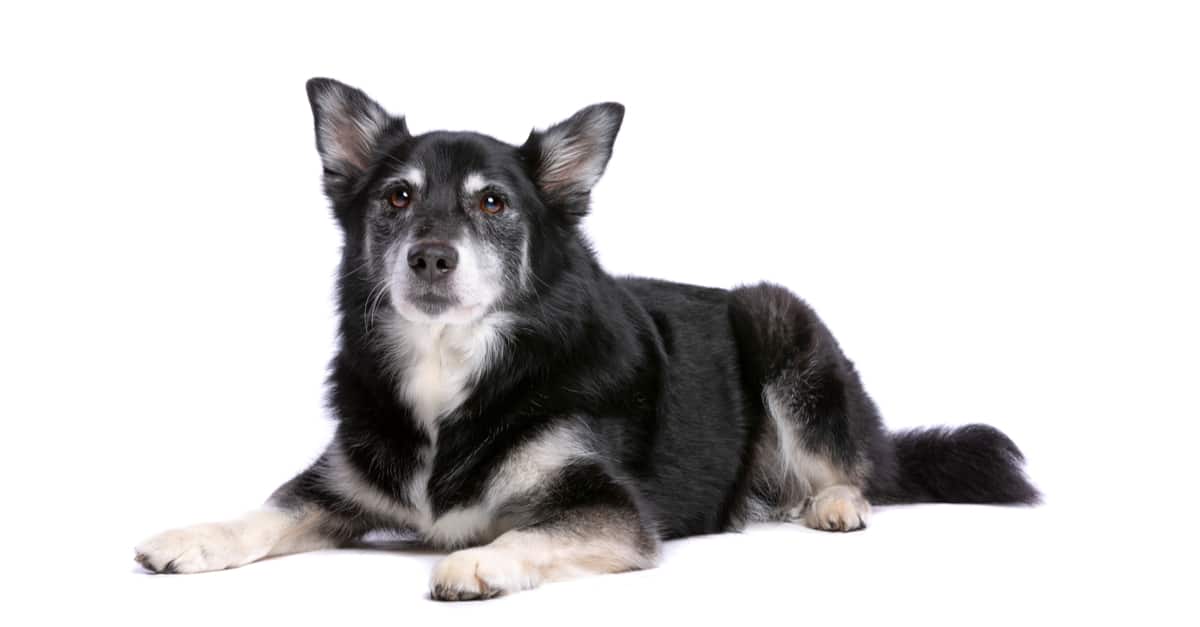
<box><xmin>407</xmin><ymin>242</ymin><xmax>459</xmax><ymax>282</ymax></box>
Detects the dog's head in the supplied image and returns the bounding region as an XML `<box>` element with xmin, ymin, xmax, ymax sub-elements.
<box><xmin>306</xmin><ymin>78</ymin><xmax>623</xmax><ymax>325</ymax></box>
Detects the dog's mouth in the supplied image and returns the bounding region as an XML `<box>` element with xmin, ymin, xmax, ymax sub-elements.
<box><xmin>409</xmin><ymin>291</ymin><xmax>457</xmax><ymax>314</ymax></box>
<box><xmin>394</xmin><ymin>289</ymin><xmax>490</xmax><ymax>325</ymax></box>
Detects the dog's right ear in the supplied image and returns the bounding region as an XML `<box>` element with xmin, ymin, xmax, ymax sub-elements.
<box><xmin>306</xmin><ymin>78</ymin><xmax>407</xmax><ymax>188</ymax></box>
<box><xmin>520</xmin><ymin>103</ymin><xmax>624</xmax><ymax>224</ymax></box>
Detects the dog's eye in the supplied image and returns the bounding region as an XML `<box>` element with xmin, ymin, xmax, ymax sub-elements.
<box><xmin>480</xmin><ymin>194</ymin><xmax>505</xmax><ymax>215</ymax></box>
<box><xmin>388</xmin><ymin>188</ymin><xmax>412</xmax><ymax>210</ymax></box>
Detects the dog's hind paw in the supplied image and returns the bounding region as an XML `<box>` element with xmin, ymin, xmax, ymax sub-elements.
<box><xmin>799</xmin><ymin>485</ymin><xmax>870</xmax><ymax>532</ymax></box>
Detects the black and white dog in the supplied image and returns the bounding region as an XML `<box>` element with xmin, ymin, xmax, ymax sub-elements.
<box><xmin>135</xmin><ymin>78</ymin><xmax>1038</xmax><ymax>600</ymax></box>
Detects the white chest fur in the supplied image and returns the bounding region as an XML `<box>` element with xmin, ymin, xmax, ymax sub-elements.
<box><xmin>380</xmin><ymin>314</ymin><xmax>511</xmax><ymax>434</ymax></box>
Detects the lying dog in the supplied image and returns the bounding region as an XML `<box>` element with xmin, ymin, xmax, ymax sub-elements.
<box><xmin>135</xmin><ymin>78</ymin><xmax>1038</xmax><ymax>600</ymax></box>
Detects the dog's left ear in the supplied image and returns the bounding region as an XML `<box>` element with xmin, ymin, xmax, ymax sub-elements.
<box><xmin>521</xmin><ymin>103</ymin><xmax>624</xmax><ymax>221</ymax></box>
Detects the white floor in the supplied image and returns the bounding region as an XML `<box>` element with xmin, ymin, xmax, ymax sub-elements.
<box><xmin>63</xmin><ymin>499</ymin><xmax>1175</xmax><ymax>625</ymax></box>
<box><xmin>4</xmin><ymin>2</ymin><xmax>1198</xmax><ymax>625</ymax></box>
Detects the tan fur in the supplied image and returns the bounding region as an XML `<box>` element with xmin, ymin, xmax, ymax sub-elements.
<box><xmin>324</xmin><ymin>419</ymin><xmax>595</xmax><ymax>548</ymax></box>
<box><xmin>802</xmin><ymin>484</ymin><xmax>871</xmax><ymax>532</ymax></box>
<box><xmin>430</xmin><ymin>521</ymin><xmax>655</xmax><ymax>600</ymax></box>
<box><xmin>762</xmin><ymin>384</ymin><xmax>871</xmax><ymax>531</ymax></box>
<box><xmin>134</xmin><ymin>506</ymin><xmax>334</xmax><ymax>573</ymax></box>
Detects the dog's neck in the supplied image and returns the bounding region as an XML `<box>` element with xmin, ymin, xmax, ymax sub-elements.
<box><xmin>375</xmin><ymin>312</ymin><xmax>513</xmax><ymax>439</ymax></box>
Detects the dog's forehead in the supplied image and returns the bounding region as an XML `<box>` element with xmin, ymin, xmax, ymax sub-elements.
<box><xmin>402</xmin><ymin>132</ymin><xmax>520</xmax><ymax>186</ymax></box>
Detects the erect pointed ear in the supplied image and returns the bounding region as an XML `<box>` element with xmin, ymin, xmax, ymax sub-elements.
<box><xmin>521</xmin><ymin>103</ymin><xmax>624</xmax><ymax>219</ymax></box>
<box><xmin>306</xmin><ymin>78</ymin><xmax>406</xmax><ymax>183</ymax></box>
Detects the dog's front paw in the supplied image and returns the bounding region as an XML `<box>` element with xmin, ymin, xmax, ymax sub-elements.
<box><xmin>430</xmin><ymin>547</ymin><xmax>538</xmax><ymax>601</ymax></box>
<box><xmin>134</xmin><ymin>524</ymin><xmax>251</xmax><ymax>574</ymax></box>
<box><xmin>803</xmin><ymin>485</ymin><xmax>870</xmax><ymax>532</ymax></box>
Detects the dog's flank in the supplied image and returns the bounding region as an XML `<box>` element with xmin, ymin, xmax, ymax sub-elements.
<box><xmin>135</xmin><ymin>78</ymin><xmax>1038</xmax><ymax>598</ymax></box>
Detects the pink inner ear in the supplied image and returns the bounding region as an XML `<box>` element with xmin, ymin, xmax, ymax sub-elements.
<box><xmin>538</xmin><ymin>134</ymin><xmax>600</xmax><ymax>195</ymax></box>
<box><xmin>334</xmin><ymin>122</ymin><xmax>370</xmax><ymax>172</ymax></box>
<box><xmin>318</xmin><ymin>93</ymin><xmax>388</xmax><ymax>174</ymax></box>
<box><xmin>330</xmin><ymin>111</ymin><xmax>386</xmax><ymax>173</ymax></box>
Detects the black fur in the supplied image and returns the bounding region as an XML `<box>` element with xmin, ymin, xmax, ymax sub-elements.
<box><xmin>133</xmin><ymin>80</ymin><xmax>1039</xmax><ymax>594</ymax></box>
<box><xmin>279</xmin><ymin>77</ymin><xmax>1036</xmax><ymax>566</ymax></box>
<box><xmin>875</xmin><ymin>425</ymin><xmax>1041</xmax><ymax>505</ymax></box>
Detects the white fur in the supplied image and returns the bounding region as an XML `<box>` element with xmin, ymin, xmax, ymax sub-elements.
<box><xmin>336</xmin><ymin>308</ymin><xmax>515</xmax><ymax>549</ymax></box>
<box><xmin>374</xmin><ymin>230</ymin><xmax>513</xmax><ymax>433</ymax></box>
<box><xmin>431</xmin><ymin>544</ymin><xmax>537</xmax><ymax>600</ymax></box>
<box><xmin>378</xmin><ymin>313</ymin><xmax>512</xmax><ymax>432</ymax></box>
<box><xmin>517</xmin><ymin>237</ymin><xmax>532</xmax><ymax>291</ymax></box>
<box><xmin>462</xmin><ymin>172</ymin><xmax>489</xmax><ymax>196</ymax></box>
<box><xmin>385</xmin><ymin>234</ymin><xmax>507</xmax><ymax>326</ymax></box>
<box><xmin>799</xmin><ymin>485</ymin><xmax>870</xmax><ymax>531</ymax></box>
<box><xmin>423</xmin><ymin>419</ymin><xmax>593</xmax><ymax>546</ymax></box>
<box><xmin>458</xmin><ymin>169</ymin><xmax>535</xmax><ymax>289</ymax></box>
<box><xmin>379</xmin><ymin>166</ymin><xmax>425</xmax><ymax>193</ymax></box>
<box><xmin>763</xmin><ymin>386</ymin><xmax>869</xmax><ymax>532</ymax></box>
<box><xmin>490</xmin><ymin>419</ymin><xmax>592</xmax><ymax>497</ymax></box>
<box><xmin>765</xmin><ymin>387</ymin><xmax>803</xmax><ymax>480</ymax></box>
<box><xmin>401</xmin><ymin>166</ymin><xmax>425</xmax><ymax>189</ymax></box>
<box><xmin>376</xmin><ymin>170</ymin><xmax>510</xmax><ymax>328</ymax></box>
<box><xmin>430</xmin><ymin>524</ymin><xmax>654</xmax><ymax>600</ymax></box>
<box><xmin>134</xmin><ymin>507</ymin><xmax>333</xmax><ymax>573</ymax></box>
<box><xmin>765</xmin><ymin>384</ymin><xmax>845</xmax><ymax>496</ymax></box>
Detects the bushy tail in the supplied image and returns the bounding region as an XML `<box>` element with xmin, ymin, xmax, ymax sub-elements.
<box><xmin>871</xmin><ymin>424</ymin><xmax>1040</xmax><ymax>505</ymax></box>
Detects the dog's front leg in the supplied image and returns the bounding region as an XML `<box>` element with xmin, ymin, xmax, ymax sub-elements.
<box><xmin>134</xmin><ymin>460</ymin><xmax>353</xmax><ymax>574</ymax></box>
<box><xmin>429</xmin><ymin>508</ymin><xmax>657</xmax><ymax>601</ymax></box>
<box><xmin>429</xmin><ymin>466</ymin><xmax>660</xmax><ymax>601</ymax></box>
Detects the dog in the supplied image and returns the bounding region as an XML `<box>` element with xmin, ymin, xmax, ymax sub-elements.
<box><xmin>135</xmin><ymin>78</ymin><xmax>1039</xmax><ymax>600</ymax></box>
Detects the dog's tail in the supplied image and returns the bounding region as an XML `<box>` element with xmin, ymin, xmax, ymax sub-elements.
<box><xmin>869</xmin><ymin>424</ymin><xmax>1040</xmax><ymax>505</ymax></box>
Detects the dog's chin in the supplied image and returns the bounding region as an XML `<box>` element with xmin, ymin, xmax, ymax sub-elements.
<box><xmin>395</xmin><ymin>296</ymin><xmax>489</xmax><ymax>326</ymax></box>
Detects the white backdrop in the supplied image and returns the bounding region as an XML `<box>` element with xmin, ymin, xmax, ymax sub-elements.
<box><xmin>1</xmin><ymin>1</ymin><xmax>1196</xmax><ymax>624</ymax></box>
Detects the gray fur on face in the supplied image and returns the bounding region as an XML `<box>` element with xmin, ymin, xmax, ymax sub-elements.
<box><xmin>362</xmin><ymin>168</ymin><xmax>530</xmax><ymax>326</ymax></box>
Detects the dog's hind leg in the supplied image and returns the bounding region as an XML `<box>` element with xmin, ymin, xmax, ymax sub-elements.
<box><xmin>764</xmin><ymin>380</ymin><xmax>873</xmax><ymax>532</ymax></box>
<box><xmin>731</xmin><ymin>283</ymin><xmax>892</xmax><ymax>532</ymax></box>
